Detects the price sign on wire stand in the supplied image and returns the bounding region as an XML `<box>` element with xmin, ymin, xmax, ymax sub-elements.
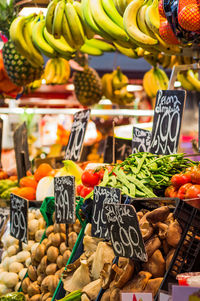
<box><xmin>104</xmin><ymin>203</ymin><xmax>147</xmax><ymax>261</ymax></box>
<box><xmin>54</xmin><ymin>176</ymin><xmax>76</xmax><ymax>224</ymax></box>
<box><xmin>150</xmin><ymin>90</ymin><xmax>186</xmax><ymax>155</ymax></box>
<box><xmin>13</xmin><ymin>122</ymin><xmax>31</xmax><ymax>181</ymax></box>
<box><xmin>104</xmin><ymin>136</ymin><xmax>132</xmax><ymax>163</ymax></box>
<box><xmin>132</xmin><ymin>127</ymin><xmax>151</xmax><ymax>153</ymax></box>
<box><xmin>65</xmin><ymin>109</ymin><xmax>91</xmax><ymax>161</ymax></box>
<box><xmin>0</xmin><ymin>208</ymin><xmax>9</xmax><ymax>235</ymax></box>
<box><xmin>10</xmin><ymin>193</ymin><xmax>28</xmax><ymax>244</ymax></box>
<box><xmin>91</xmin><ymin>186</ymin><xmax>121</xmax><ymax>240</ymax></box>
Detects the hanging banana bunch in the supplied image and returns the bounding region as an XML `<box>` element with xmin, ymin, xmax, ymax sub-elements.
<box><xmin>143</xmin><ymin>67</ymin><xmax>169</xmax><ymax>98</ymax></box>
<box><xmin>44</xmin><ymin>58</ymin><xmax>71</xmax><ymax>85</ymax></box>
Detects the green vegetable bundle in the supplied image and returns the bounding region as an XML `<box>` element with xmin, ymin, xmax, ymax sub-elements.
<box><xmin>0</xmin><ymin>180</ymin><xmax>18</xmax><ymax>195</ymax></box>
<box><xmin>0</xmin><ymin>293</ymin><xmax>25</xmax><ymax>301</ymax></box>
<box><xmin>89</xmin><ymin>153</ymin><xmax>198</xmax><ymax>198</ymax></box>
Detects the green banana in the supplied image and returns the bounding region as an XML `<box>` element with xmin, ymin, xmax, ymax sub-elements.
<box><xmin>80</xmin><ymin>42</ymin><xmax>103</xmax><ymax>55</ymax></box>
<box><xmin>43</xmin><ymin>26</ymin><xmax>76</xmax><ymax>55</ymax></box>
<box><xmin>123</xmin><ymin>0</ymin><xmax>158</xmax><ymax>46</ymax></box>
<box><xmin>73</xmin><ymin>1</ymin><xmax>95</xmax><ymax>39</ymax></box>
<box><xmin>65</xmin><ymin>2</ymin><xmax>85</xmax><ymax>49</ymax></box>
<box><xmin>32</xmin><ymin>19</ymin><xmax>58</xmax><ymax>58</ymax></box>
<box><xmin>101</xmin><ymin>0</ymin><xmax>124</xmax><ymax>29</ymax></box>
<box><xmin>86</xmin><ymin>38</ymin><xmax>115</xmax><ymax>51</ymax></box>
<box><xmin>114</xmin><ymin>42</ymin><xmax>139</xmax><ymax>58</ymax></box>
<box><xmin>52</xmin><ymin>0</ymin><xmax>65</xmax><ymax>39</ymax></box>
<box><xmin>62</xmin><ymin>9</ymin><xmax>76</xmax><ymax>49</ymax></box>
<box><xmin>90</xmin><ymin>0</ymin><xmax>129</xmax><ymax>42</ymax></box>
<box><xmin>9</xmin><ymin>16</ymin><xmax>31</xmax><ymax>60</ymax></box>
<box><xmin>23</xmin><ymin>16</ymin><xmax>44</xmax><ymax>67</ymax></box>
<box><xmin>45</xmin><ymin>0</ymin><xmax>59</xmax><ymax>34</ymax></box>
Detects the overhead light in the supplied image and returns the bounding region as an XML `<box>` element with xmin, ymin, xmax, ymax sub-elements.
<box><xmin>19</xmin><ymin>7</ymin><xmax>47</xmax><ymax>16</ymax></box>
<box><xmin>127</xmin><ymin>84</ymin><xmax>143</xmax><ymax>92</ymax></box>
<box><xmin>174</xmin><ymin>81</ymin><xmax>181</xmax><ymax>88</ymax></box>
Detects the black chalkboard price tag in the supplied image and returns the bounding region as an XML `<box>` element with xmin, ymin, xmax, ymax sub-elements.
<box><xmin>104</xmin><ymin>203</ymin><xmax>147</xmax><ymax>262</ymax></box>
<box><xmin>54</xmin><ymin>176</ymin><xmax>76</xmax><ymax>224</ymax></box>
<box><xmin>132</xmin><ymin>127</ymin><xmax>151</xmax><ymax>153</ymax></box>
<box><xmin>104</xmin><ymin>136</ymin><xmax>132</xmax><ymax>163</ymax></box>
<box><xmin>10</xmin><ymin>193</ymin><xmax>28</xmax><ymax>244</ymax></box>
<box><xmin>92</xmin><ymin>186</ymin><xmax>121</xmax><ymax>240</ymax></box>
<box><xmin>150</xmin><ymin>90</ymin><xmax>186</xmax><ymax>155</ymax></box>
<box><xmin>0</xmin><ymin>208</ymin><xmax>9</xmax><ymax>235</ymax></box>
<box><xmin>65</xmin><ymin>109</ymin><xmax>91</xmax><ymax>161</ymax></box>
<box><xmin>13</xmin><ymin>122</ymin><xmax>31</xmax><ymax>181</ymax></box>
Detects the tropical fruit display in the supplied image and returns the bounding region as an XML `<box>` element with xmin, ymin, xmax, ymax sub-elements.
<box><xmin>178</xmin><ymin>69</ymin><xmax>200</xmax><ymax>91</ymax></box>
<box><xmin>143</xmin><ymin>67</ymin><xmax>169</xmax><ymax>98</ymax></box>
<box><xmin>2</xmin><ymin>41</ymin><xmax>43</xmax><ymax>87</ymax></box>
<box><xmin>101</xmin><ymin>66</ymin><xmax>134</xmax><ymax>105</ymax></box>
<box><xmin>73</xmin><ymin>66</ymin><xmax>103</xmax><ymax>106</ymax></box>
<box><xmin>44</xmin><ymin>58</ymin><xmax>70</xmax><ymax>85</ymax></box>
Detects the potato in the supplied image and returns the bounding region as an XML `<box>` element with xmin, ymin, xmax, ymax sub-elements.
<box><xmin>1</xmin><ymin>251</ymin><xmax>7</xmax><ymax>261</ymax></box>
<box><xmin>62</xmin><ymin>250</ymin><xmax>71</xmax><ymax>266</ymax></box>
<box><xmin>47</xmin><ymin>246</ymin><xmax>59</xmax><ymax>263</ymax></box>
<box><xmin>68</xmin><ymin>232</ymin><xmax>77</xmax><ymax>251</ymax></box>
<box><xmin>26</xmin><ymin>257</ymin><xmax>32</xmax><ymax>267</ymax></box>
<box><xmin>45</xmin><ymin>225</ymin><xmax>54</xmax><ymax>237</ymax></box>
<box><xmin>23</xmin><ymin>241</ymin><xmax>35</xmax><ymax>252</ymax></box>
<box><xmin>30</xmin><ymin>294</ymin><xmax>41</xmax><ymax>301</ymax></box>
<box><xmin>53</xmin><ymin>224</ymin><xmax>60</xmax><ymax>233</ymax></box>
<box><xmin>38</xmin><ymin>218</ymin><xmax>46</xmax><ymax>229</ymax></box>
<box><xmin>19</xmin><ymin>268</ymin><xmax>28</xmax><ymax>280</ymax></box>
<box><xmin>9</xmin><ymin>262</ymin><xmax>24</xmax><ymax>273</ymax></box>
<box><xmin>28</xmin><ymin>281</ymin><xmax>41</xmax><ymax>297</ymax></box>
<box><xmin>40</xmin><ymin>256</ymin><xmax>48</xmax><ymax>273</ymax></box>
<box><xmin>2</xmin><ymin>257</ymin><xmax>10</xmax><ymax>271</ymax></box>
<box><xmin>57</xmin><ymin>255</ymin><xmax>63</xmax><ymax>269</ymax></box>
<box><xmin>8</xmin><ymin>255</ymin><xmax>17</xmax><ymax>266</ymax></box>
<box><xmin>28</xmin><ymin>219</ymin><xmax>39</xmax><ymax>235</ymax></box>
<box><xmin>60</xmin><ymin>242</ymin><xmax>67</xmax><ymax>255</ymax></box>
<box><xmin>37</xmin><ymin>274</ymin><xmax>45</xmax><ymax>285</ymax></box>
<box><xmin>4</xmin><ymin>272</ymin><xmax>19</xmax><ymax>288</ymax></box>
<box><xmin>28</xmin><ymin>212</ymin><xmax>35</xmax><ymax>221</ymax></box>
<box><xmin>35</xmin><ymin>230</ymin><xmax>45</xmax><ymax>242</ymax></box>
<box><xmin>51</xmin><ymin>233</ymin><xmax>61</xmax><ymax>247</ymax></box>
<box><xmin>7</xmin><ymin>245</ymin><xmax>18</xmax><ymax>257</ymax></box>
<box><xmin>35</xmin><ymin>210</ymin><xmax>42</xmax><ymax>219</ymax></box>
<box><xmin>46</xmin><ymin>263</ymin><xmax>57</xmax><ymax>275</ymax></box>
<box><xmin>28</xmin><ymin>265</ymin><xmax>37</xmax><ymax>282</ymax></box>
<box><xmin>16</xmin><ymin>251</ymin><xmax>30</xmax><ymax>262</ymax></box>
<box><xmin>31</xmin><ymin>243</ymin><xmax>40</xmax><ymax>254</ymax></box>
<box><xmin>22</xmin><ymin>278</ymin><xmax>31</xmax><ymax>293</ymax></box>
<box><xmin>35</xmin><ymin>244</ymin><xmax>46</xmax><ymax>262</ymax></box>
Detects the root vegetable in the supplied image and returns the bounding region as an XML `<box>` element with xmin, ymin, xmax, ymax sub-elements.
<box><xmin>57</xmin><ymin>255</ymin><xmax>63</xmax><ymax>269</ymax></box>
<box><xmin>37</xmin><ymin>274</ymin><xmax>45</xmax><ymax>285</ymax></box>
<box><xmin>0</xmin><ymin>272</ymin><xmax>9</xmax><ymax>283</ymax></box>
<box><xmin>35</xmin><ymin>244</ymin><xmax>46</xmax><ymax>262</ymax></box>
<box><xmin>28</xmin><ymin>219</ymin><xmax>39</xmax><ymax>235</ymax></box>
<box><xmin>2</xmin><ymin>257</ymin><xmax>10</xmax><ymax>271</ymax></box>
<box><xmin>45</xmin><ymin>225</ymin><xmax>54</xmax><ymax>237</ymax></box>
<box><xmin>23</xmin><ymin>241</ymin><xmax>35</xmax><ymax>252</ymax></box>
<box><xmin>28</xmin><ymin>265</ymin><xmax>37</xmax><ymax>281</ymax></box>
<box><xmin>28</xmin><ymin>281</ymin><xmax>41</xmax><ymax>297</ymax></box>
<box><xmin>16</xmin><ymin>251</ymin><xmax>30</xmax><ymax>262</ymax></box>
<box><xmin>51</xmin><ymin>233</ymin><xmax>61</xmax><ymax>247</ymax></box>
<box><xmin>60</xmin><ymin>242</ymin><xmax>67</xmax><ymax>255</ymax></box>
<box><xmin>62</xmin><ymin>250</ymin><xmax>71</xmax><ymax>266</ymax></box>
<box><xmin>31</xmin><ymin>243</ymin><xmax>40</xmax><ymax>254</ymax></box>
<box><xmin>47</xmin><ymin>246</ymin><xmax>59</xmax><ymax>263</ymax></box>
<box><xmin>40</xmin><ymin>256</ymin><xmax>48</xmax><ymax>273</ymax></box>
<box><xmin>7</xmin><ymin>245</ymin><xmax>18</xmax><ymax>257</ymax></box>
<box><xmin>38</xmin><ymin>218</ymin><xmax>46</xmax><ymax>229</ymax></box>
<box><xmin>4</xmin><ymin>272</ymin><xmax>19</xmax><ymax>288</ymax></box>
<box><xmin>41</xmin><ymin>239</ymin><xmax>48</xmax><ymax>246</ymax></box>
<box><xmin>68</xmin><ymin>232</ymin><xmax>77</xmax><ymax>250</ymax></box>
<box><xmin>22</xmin><ymin>278</ymin><xmax>31</xmax><ymax>293</ymax></box>
<box><xmin>9</xmin><ymin>262</ymin><xmax>24</xmax><ymax>273</ymax></box>
<box><xmin>41</xmin><ymin>292</ymin><xmax>51</xmax><ymax>301</ymax></box>
<box><xmin>19</xmin><ymin>268</ymin><xmax>27</xmax><ymax>280</ymax></box>
<box><xmin>60</xmin><ymin>233</ymin><xmax>66</xmax><ymax>243</ymax></box>
<box><xmin>59</xmin><ymin>224</ymin><xmax>66</xmax><ymax>233</ymax></box>
<box><xmin>35</xmin><ymin>230</ymin><xmax>45</xmax><ymax>242</ymax></box>
<box><xmin>46</xmin><ymin>263</ymin><xmax>57</xmax><ymax>275</ymax></box>
<box><xmin>1</xmin><ymin>251</ymin><xmax>7</xmax><ymax>261</ymax></box>
<box><xmin>53</xmin><ymin>224</ymin><xmax>60</xmax><ymax>233</ymax></box>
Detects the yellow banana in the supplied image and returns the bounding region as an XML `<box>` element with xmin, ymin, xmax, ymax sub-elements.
<box><xmin>177</xmin><ymin>72</ymin><xmax>194</xmax><ymax>91</ymax></box>
<box><xmin>186</xmin><ymin>69</ymin><xmax>200</xmax><ymax>91</ymax></box>
<box><xmin>52</xmin><ymin>0</ymin><xmax>65</xmax><ymax>39</ymax></box>
<box><xmin>45</xmin><ymin>0</ymin><xmax>59</xmax><ymax>34</ymax></box>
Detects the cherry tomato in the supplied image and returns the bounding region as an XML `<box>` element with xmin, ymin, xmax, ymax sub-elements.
<box><xmin>76</xmin><ymin>184</ymin><xmax>84</xmax><ymax>196</ymax></box>
<box><xmin>81</xmin><ymin>169</ymin><xmax>100</xmax><ymax>187</ymax></box>
<box><xmin>165</xmin><ymin>185</ymin><xmax>178</xmax><ymax>198</ymax></box>
<box><xmin>177</xmin><ymin>183</ymin><xmax>193</xmax><ymax>199</ymax></box>
<box><xmin>80</xmin><ymin>186</ymin><xmax>93</xmax><ymax>198</ymax></box>
<box><xmin>171</xmin><ymin>173</ymin><xmax>191</xmax><ymax>188</ymax></box>
<box><xmin>185</xmin><ymin>184</ymin><xmax>200</xmax><ymax>199</ymax></box>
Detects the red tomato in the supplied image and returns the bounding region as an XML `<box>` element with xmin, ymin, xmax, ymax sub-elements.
<box><xmin>191</xmin><ymin>169</ymin><xmax>200</xmax><ymax>184</ymax></box>
<box><xmin>80</xmin><ymin>186</ymin><xmax>93</xmax><ymax>198</ymax></box>
<box><xmin>97</xmin><ymin>168</ymin><xmax>105</xmax><ymax>180</ymax></box>
<box><xmin>185</xmin><ymin>184</ymin><xmax>200</xmax><ymax>199</ymax></box>
<box><xmin>77</xmin><ymin>184</ymin><xmax>84</xmax><ymax>196</ymax></box>
<box><xmin>81</xmin><ymin>169</ymin><xmax>100</xmax><ymax>187</ymax></box>
<box><xmin>165</xmin><ymin>185</ymin><xmax>178</xmax><ymax>198</ymax></box>
<box><xmin>177</xmin><ymin>183</ymin><xmax>193</xmax><ymax>199</ymax></box>
<box><xmin>171</xmin><ymin>173</ymin><xmax>191</xmax><ymax>188</ymax></box>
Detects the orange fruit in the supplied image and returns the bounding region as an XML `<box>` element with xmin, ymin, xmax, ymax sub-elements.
<box><xmin>178</xmin><ymin>4</ymin><xmax>200</xmax><ymax>31</ymax></box>
<box><xmin>9</xmin><ymin>176</ymin><xmax>18</xmax><ymax>181</ymax></box>
<box><xmin>34</xmin><ymin>163</ymin><xmax>53</xmax><ymax>182</ymax></box>
<box><xmin>16</xmin><ymin>187</ymin><xmax>36</xmax><ymax>200</ymax></box>
<box><xmin>20</xmin><ymin>176</ymin><xmax>37</xmax><ymax>189</ymax></box>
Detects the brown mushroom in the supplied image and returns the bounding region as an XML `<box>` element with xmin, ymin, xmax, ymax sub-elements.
<box><xmin>166</xmin><ymin>249</ymin><xmax>175</xmax><ymax>270</ymax></box>
<box><xmin>100</xmin><ymin>262</ymin><xmax>115</xmax><ymax>289</ymax></box>
<box><xmin>139</xmin><ymin>213</ymin><xmax>154</xmax><ymax>241</ymax></box>
<box><xmin>155</xmin><ymin>222</ymin><xmax>169</xmax><ymax>240</ymax></box>
<box><xmin>112</xmin><ymin>258</ymin><xmax>134</xmax><ymax>289</ymax></box>
<box><xmin>146</xmin><ymin>206</ymin><xmax>170</xmax><ymax>224</ymax></box>
<box><xmin>82</xmin><ymin>279</ymin><xmax>102</xmax><ymax>300</ymax></box>
<box><xmin>143</xmin><ymin>250</ymin><xmax>165</xmax><ymax>277</ymax></box>
<box><xmin>144</xmin><ymin>278</ymin><xmax>163</xmax><ymax>297</ymax></box>
<box><xmin>101</xmin><ymin>290</ymin><xmax>110</xmax><ymax>301</ymax></box>
<box><xmin>166</xmin><ymin>221</ymin><xmax>182</xmax><ymax>247</ymax></box>
<box><xmin>145</xmin><ymin>235</ymin><xmax>161</xmax><ymax>258</ymax></box>
<box><xmin>137</xmin><ymin>212</ymin><xmax>144</xmax><ymax>221</ymax></box>
<box><xmin>122</xmin><ymin>271</ymin><xmax>152</xmax><ymax>291</ymax></box>
<box><xmin>162</xmin><ymin>239</ymin><xmax>171</xmax><ymax>255</ymax></box>
<box><xmin>110</xmin><ymin>287</ymin><xmax>120</xmax><ymax>301</ymax></box>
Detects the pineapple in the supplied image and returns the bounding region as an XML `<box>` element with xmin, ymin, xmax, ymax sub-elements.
<box><xmin>2</xmin><ymin>40</ymin><xmax>43</xmax><ymax>86</ymax></box>
<box><xmin>73</xmin><ymin>66</ymin><xmax>103</xmax><ymax>106</ymax></box>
